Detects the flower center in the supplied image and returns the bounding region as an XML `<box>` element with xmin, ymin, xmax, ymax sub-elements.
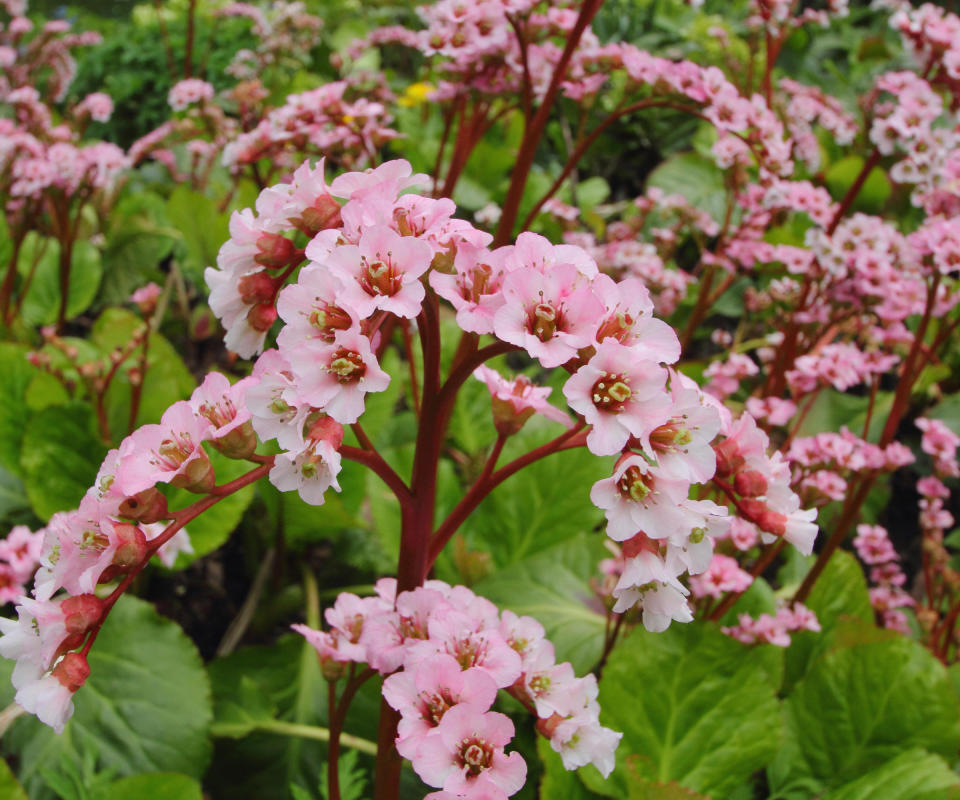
<box><xmin>308</xmin><ymin>303</ymin><xmax>353</xmax><ymax>340</ymax></box>
<box><xmin>361</xmin><ymin>254</ymin><xmax>402</xmax><ymax>297</ymax></box>
<box><xmin>650</xmin><ymin>420</ymin><xmax>692</xmax><ymax>452</ymax></box>
<box><xmin>595</xmin><ymin>311</ymin><xmax>636</xmax><ymax>343</ymax></box>
<box><xmin>617</xmin><ymin>465</ymin><xmax>654</xmax><ymax>503</ymax></box>
<box><xmin>155</xmin><ymin>434</ymin><xmax>194</xmax><ymax>470</ymax></box>
<box><xmin>458</xmin><ymin>738</ymin><xmax>493</xmax><ymax>776</ymax></box>
<box><xmin>529</xmin><ymin>300</ymin><xmax>560</xmax><ymax>342</ymax></box>
<box><xmin>328</xmin><ymin>348</ymin><xmax>366</xmax><ymax>384</ymax></box>
<box><xmin>591</xmin><ymin>372</ymin><xmax>632</xmax><ymax>412</ymax></box>
<box><xmin>199</xmin><ymin>398</ymin><xmax>237</xmax><ymax>429</ymax></box>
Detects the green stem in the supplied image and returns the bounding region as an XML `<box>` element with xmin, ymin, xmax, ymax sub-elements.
<box><xmin>210</xmin><ymin>719</ymin><xmax>378</xmax><ymax>755</ymax></box>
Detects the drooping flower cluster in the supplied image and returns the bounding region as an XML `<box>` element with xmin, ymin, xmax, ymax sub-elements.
<box><xmin>853</xmin><ymin>524</ymin><xmax>914</xmax><ymax>633</ymax></box>
<box><xmin>0</xmin><ymin>370</ymin><xmax>254</xmax><ymax>731</ymax></box>
<box><xmin>295</xmin><ymin>578</ymin><xmax>621</xmax><ymax>798</ymax></box>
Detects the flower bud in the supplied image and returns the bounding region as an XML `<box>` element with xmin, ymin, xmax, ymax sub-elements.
<box><xmin>733</xmin><ymin>469</ymin><xmax>768</xmax><ymax>498</ymax></box>
<box><xmin>118</xmin><ymin>488</ymin><xmax>168</xmax><ymax>524</ymax></box>
<box><xmin>62</xmin><ymin>594</ymin><xmax>105</xmax><ymax>637</ymax></box>
<box><xmin>238</xmin><ymin>271</ymin><xmax>278</xmax><ymax>305</ymax></box>
<box><xmin>112</xmin><ymin>523</ymin><xmax>148</xmax><ymax>568</ymax></box>
<box><xmin>246</xmin><ymin>302</ymin><xmax>278</xmax><ymax>332</ymax></box>
<box><xmin>714</xmin><ymin>439</ymin><xmax>744</xmax><ymax>477</ymax></box>
<box><xmin>52</xmin><ymin>652</ymin><xmax>90</xmax><ymax>692</ymax></box>
<box><xmin>170</xmin><ymin>450</ymin><xmax>216</xmax><ymax>493</ymax></box>
<box><xmin>254</xmin><ymin>233</ymin><xmax>297</xmax><ymax>268</ymax></box>
<box><xmin>491</xmin><ymin>396</ymin><xmax>536</xmax><ymax>437</ymax></box>
<box><xmin>306</xmin><ymin>415</ymin><xmax>344</xmax><ymax>449</ymax></box>
<box><xmin>295</xmin><ymin>195</ymin><xmax>342</xmax><ymax>236</ymax></box>
<box><xmin>212</xmin><ymin>420</ymin><xmax>258</xmax><ymax>460</ymax></box>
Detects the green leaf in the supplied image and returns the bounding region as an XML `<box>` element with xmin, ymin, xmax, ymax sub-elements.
<box><xmin>164</xmin><ymin>447</ymin><xmax>257</xmax><ymax>563</ymax></box>
<box><xmin>19</xmin><ymin>403</ymin><xmax>107</xmax><ymax>521</ymax></box>
<box><xmin>459</xmin><ymin>424</ymin><xmax>608</xmax><ymax>568</ymax></box>
<box><xmin>212</xmin><ymin>675</ymin><xmax>278</xmax><ymax>739</ymax></box>
<box><xmin>783</xmin><ymin>551</ymin><xmax>873</xmax><ymax>692</ymax></box>
<box><xmin>0</xmin><ymin>758</ymin><xmax>27</xmax><ymax>800</ymax></box>
<box><xmin>5</xmin><ymin>596</ymin><xmax>213</xmax><ymax>795</ymax></box>
<box><xmin>474</xmin><ymin>535</ymin><xmax>608</xmax><ymax>674</ymax></box>
<box><xmin>0</xmin><ymin>464</ymin><xmax>29</xmax><ymax>521</ymax></box>
<box><xmin>646</xmin><ymin>153</ymin><xmax>728</xmax><ymax>224</ymax></box>
<box><xmin>822</xmin><ymin>749</ymin><xmax>960</xmax><ymax>800</ymax></box>
<box><xmin>583</xmin><ymin>623</ymin><xmax>782</xmax><ymax>798</ymax></box>
<box><xmin>166</xmin><ymin>185</ymin><xmax>230</xmax><ymax>284</ymax></box>
<box><xmin>97</xmin><ymin>773</ymin><xmax>203</xmax><ymax>800</ymax></box>
<box><xmin>20</xmin><ymin>238</ymin><xmax>103</xmax><ymax>327</ymax></box>
<box><xmin>92</xmin><ymin>308</ymin><xmax>194</xmax><ymax>433</ymax></box>
<box><xmin>768</xmin><ymin>638</ymin><xmax>960</xmax><ymax>798</ymax></box>
<box><xmin>825</xmin><ymin>155</ymin><xmax>891</xmax><ymax>215</ymax></box>
<box><xmin>0</xmin><ymin>343</ymin><xmax>38</xmax><ymax>476</ymax></box>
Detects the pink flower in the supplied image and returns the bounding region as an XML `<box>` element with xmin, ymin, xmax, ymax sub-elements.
<box><xmin>590</xmin><ymin>455</ymin><xmax>692</xmax><ymax>541</ymax></box>
<box><xmin>689</xmin><ymin>554</ymin><xmax>753</xmax><ymax>599</ymax></box>
<box><xmin>473</xmin><ymin>365</ymin><xmax>570</xmax><ymax>435</ymax></box>
<box><xmin>276</xmin><ymin>266</ymin><xmax>357</xmax><ymax>345</ymax></box>
<box><xmin>190</xmin><ymin>373</ymin><xmax>258</xmax><ymax>458</ymax></box>
<box><xmin>493</xmin><ymin>263</ymin><xmax>603</xmax><ymax>368</ymax></box>
<box><xmin>412</xmin><ymin>704</ymin><xmax>527</xmax><ymax>800</ymax></box>
<box><xmin>286</xmin><ymin>328</ymin><xmax>390</xmax><ymax>424</ymax></box>
<box><xmin>407</xmin><ymin>608</ymin><xmax>522</xmax><ymax>689</ymax></box>
<box><xmin>116</xmin><ymin>401</ymin><xmax>215</xmax><ymax>495</ymax></box>
<box><xmin>591</xmin><ymin>274</ymin><xmax>680</xmax><ymax>363</ymax></box>
<box><xmin>564</xmin><ymin>339</ymin><xmax>669</xmax><ymax>456</ymax></box>
<box><xmin>168</xmin><ymin>78</ymin><xmax>215</xmax><ymax>111</ymax></box>
<box><xmin>430</xmin><ymin>243</ymin><xmax>512</xmax><ymax>335</ymax></box>
<box><xmin>129</xmin><ymin>282</ymin><xmax>161</xmax><ymax>314</ymax></box>
<box><xmin>326</xmin><ymin>225</ymin><xmax>434</xmax><ymax>319</ymax></box>
<box><xmin>269</xmin><ymin>438</ymin><xmax>342</xmax><ymax>505</ymax></box>
<box><xmin>384</xmin><ymin>653</ymin><xmax>499</xmax><ymax>759</ymax></box>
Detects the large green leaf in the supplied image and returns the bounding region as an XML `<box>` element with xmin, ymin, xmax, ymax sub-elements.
<box><xmin>825</xmin><ymin>155</ymin><xmax>891</xmax><ymax>215</ymax></box>
<box><xmin>20</xmin><ymin>238</ymin><xmax>103</xmax><ymax>327</ymax></box>
<box><xmin>768</xmin><ymin>638</ymin><xmax>960</xmax><ymax>798</ymax></box>
<box><xmin>5</xmin><ymin>596</ymin><xmax>212</xmax><ymax>796</ymax></box>
<box><xmin>646</xmin><ymin>153</ymin><xmax>728</xmax><ymax>224</ymax></box>
<box><xmin>822</xmin><ymin>749</ymin><xmax>960</xmax><ymax>800</ymax></box>
<box><xmin>0</xmin><ymin>343</ymin><xmax>38</xmax><ymax>476</ymax></box>
<box><xmin>583</xmin><ymin>623</ymin><xmax>782</xmax><ymax>798</ymax></box>
<box><xmin>166</xmin><ymin>185</ymin><xmax>230</xmax><ymax>284</ymax></box>
<box><xmin>783</xmin><ymin>550</ymin><xmax>873</xmax><ymax>692</ymax></box>
<box><xmin>458</xmin><ymin>424</ymin><xmax>609</xmax><ymax>568</ymax></box>
<box><xmin>474</xmin><ymin>535</ymin><xmax>608</xmax><ymax>674</ymax></box>
<box><xmin>19</xmin><ymin>403</ymin><xmax>107</xmax><ymax>521</ymax></box>
<box><xmin>99</xmin><ymin>192</ymin><xmax>176</xmax><ymax>306</ymax></box>
<box><xmin>97</xmin><ymin>773</ymin><xmax>203</xmax><ymax>800</ymax></box>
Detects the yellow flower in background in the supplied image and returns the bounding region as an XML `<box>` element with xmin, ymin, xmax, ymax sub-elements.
<box><xmin>398</xmin><ymin>82</ymin><xmax>435</xmax><ymax>107</ymax></box>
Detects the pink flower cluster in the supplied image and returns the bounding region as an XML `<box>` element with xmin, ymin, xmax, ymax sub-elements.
<box><xmin>220</xmin><ymin>82</ymin><xmax>399</xmax><ymax>173</ymax></box>
<box><xmin>295</xmin><ymin>579</ymin><xmax>621</xmax><ymax>798</ymax></box>
<box><xmin>167</xmin><ymin>78</ymin><xmax>215</xmax><ymax>112</ymax></box>
<box><xmin>217</xmin><ymin>1</ymin><xmax>323</xmax><ymax>81</ymax></box>
<box><xmin>722</xmin><ymin>603</ymin><xmax>821</xmax><ymax>647</ymax></box>
<box><xmin>0</xmin><ymin>526</ymin><xmax>43</xmax><ymax>604</ymax></box>
<box><xmin>916</xmin><ymin>417</ymin><xmax>960</xmax><ymax>478</ymax></box>
<box><xmin>853</xmin><ymin>524</ymin><xmax>913</xmax><ymax>633</ymax></box>
<box><xmin>0</xmin><ymin>370</ymin><xmax>258</xmax><ymax>731</ymax></box>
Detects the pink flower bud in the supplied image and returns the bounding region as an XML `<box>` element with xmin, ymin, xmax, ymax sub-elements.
<box><xmin>306</xmin><ymin>415</ymin><xmax>344</xmax><ymax>449</ymax></box>
<box><xmin>52</xmin><ymin>652</ymin><xmax>90</xmax><ymax>692</ymax></box>
<box><xmin>733</xmin><ymin>469</ymin><xmax>768</xmax><ymax>497</ymax></box>
<box><xmin>246</xmin><ymin>302</ymin><xmax>278</xmax><ymax>332</ymax></box>
<box><xmin>714</xmin><ymin>439</ymin><xmax>744</xmax><ymax>477</ymax></box>
<box><xmin>118</xmin><ymin>488</ymin><xmax>169</xmax><ymax>524</ymax></box>
<box><xmin>61</xmin><ymin>594</ymin><xmax>104</xmax><ymax>637</ymax></box>
<box><xmin>295</xmin><ymin>195</ymin><xmax>342</xmax><ymax>236</ymax></box>
<box><xmin>238</xmin><ymin>272</ymin><xmax>278</xmax><ymax>305</ymax></box>
<box><xmin>254</xmin><ymin>233</ymin><xmax>297</xmax><ymax>268</ymax></box>
<box><xmin>112</xmin><ymin>524</ymin><xmax>147</xmax><ymax>568</ymax></box>
<box><xmin>169</xmin><ymin>449</ymin><xmax>216</xmax><ymax>493</ymax></box>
